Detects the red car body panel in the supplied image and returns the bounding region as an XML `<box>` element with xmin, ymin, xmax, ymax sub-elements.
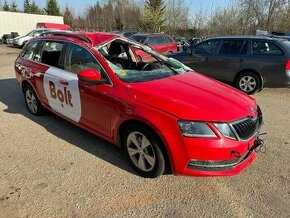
<box><xmin>15</xmin><ymin>32</ymin><xmax>262</xmax><ymax>177</ymax></box>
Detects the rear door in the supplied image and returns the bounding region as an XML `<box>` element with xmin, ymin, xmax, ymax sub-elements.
<box><xmin>210</xmin><ymin>39</ymin><xmax>248</xmax><ymax>81</ymax></box>
<box><xmin>40</xmin><ymin>41</ymin><xmax>82</xmax><ymax>123</ymax></box>
<box><xmin>181</xmin><ymin>39</ymin><xmax>220</xmax><ymax>76</ymax></box>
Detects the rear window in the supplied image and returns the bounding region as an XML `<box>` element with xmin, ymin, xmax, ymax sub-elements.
<box><xmin>131</xmin><ymin>35</ymin><xmax>147</xmax><ymax>43</ymax></box>
<box><xmin>40</xmin><ymin>41</ymin><xmax>65</xmax><ymax>68</ymax></box>
<box><xmin>219</xmin><ymin>40</ymin><xmax>247</xmax><ymax>55</ymax></box>
<box><xmin>252</xmin><ymin>41</ymin><xmax>284</xmax><ymax>56</ymax></box>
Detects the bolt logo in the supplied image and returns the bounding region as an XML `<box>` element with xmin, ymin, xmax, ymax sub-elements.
<box><xmin>43</xmin><ymin>67</ymin><xmax>81</xmax><ymax>123</ymax></box>
<box><xmin>49</xmin><ymin>81</ymin><xmax>73</xmax><ymax>107</ymax></box>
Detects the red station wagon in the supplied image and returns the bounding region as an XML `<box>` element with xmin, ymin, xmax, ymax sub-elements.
<box><xmin>15</xmin><ymin>32</ymin><xmax>263</xmax><ymax>178</ymax></box>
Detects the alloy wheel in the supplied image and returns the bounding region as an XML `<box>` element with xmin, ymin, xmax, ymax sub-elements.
<box><xmin>239</xmin><ymin>76</ymin><xmax>257</xmax><ymax>93</ymax></box>
<box><xmin>126</xmin><ymin>131</ymin><xmax>156</xmax><ymax>172</ymax></box>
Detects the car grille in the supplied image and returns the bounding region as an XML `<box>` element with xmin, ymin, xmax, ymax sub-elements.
<box><xmin>232</xmin><ymin>106</ymin><xmax>263</xmax><ymax>140</ymax></box>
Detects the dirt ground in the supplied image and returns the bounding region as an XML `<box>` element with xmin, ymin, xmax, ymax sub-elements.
<box><xmin>0</xmin><ymin>45</ymin><xmax>289</xmax><ymax>218</ymax></box>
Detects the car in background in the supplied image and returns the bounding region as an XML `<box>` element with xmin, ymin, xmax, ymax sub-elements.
<box><xmin>13</xmin><ymin>29</ymin><xmax>50</xmax><ymax>48</ymax></box>
<box><xmin>130</xmin><ymin>33</ymin><xmax>177</xmax><ymax>55</ymax></box>
<box><xmin>15</xmin><ymin>32</ymin><xmax>263</xmax><ymax>178</ymax></box>
<box><xmin>171</xmin><ymin>36</ymin><xmax>290</xmax><ymax>94</ymax></box>
<box><xmin>36</xmin><ymin>22</ymin><xmax>72</xmax><ymax>31</ymax></box>
<box><xmin>110</xmin><ymin>30</ymin><xmax>139</xmax><ymax>38</ymax></box>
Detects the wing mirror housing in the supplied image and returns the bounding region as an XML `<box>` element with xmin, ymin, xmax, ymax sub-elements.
<box><xmin>78</xmin><ymin>69</ymin><xmax>106</xmax><ymax>84</ymax></box>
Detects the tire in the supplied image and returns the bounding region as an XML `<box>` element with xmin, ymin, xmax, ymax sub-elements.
<box><xmin>23</xmin><ymin>85</ymin><xmax>44</xmax><ymax>115</ymax></box>
<box><xmin>235</xmin><ymin>72</ymin><xmax>261</xmax><ymax>95</ymax></box>
<box><xmin>123</xmin><ymin>125</ymin><xmax>166</xmax><ymax>178</ymax></box>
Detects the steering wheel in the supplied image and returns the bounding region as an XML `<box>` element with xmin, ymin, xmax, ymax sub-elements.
<box><xmin>141</xmin><ymin>63</ymin><xmax>151</xmax><ymax>71</ymax></box>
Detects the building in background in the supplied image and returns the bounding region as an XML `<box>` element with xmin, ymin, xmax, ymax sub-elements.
<box><xmin>0</xmin><ymin>11</ymin><xmax>63</xmax><ymax>36</ymax></box>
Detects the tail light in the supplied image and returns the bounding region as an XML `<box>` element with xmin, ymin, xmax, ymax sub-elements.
<box><xmin>286</xmin><ymin>59</ymin><xmax>290</xmax><ymax>77</ymax></box>
<box><xmin>286</xmin><ymin>59</ymin><xmax>290</xmax><ymax>70</ymax></box>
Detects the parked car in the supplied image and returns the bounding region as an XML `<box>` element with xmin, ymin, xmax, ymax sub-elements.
<box><xmin>15</xmin><ymin>32</ymin><xmax>263</xmax><ymax>178</ymax></box>
<box><xmin>130</xmin><ymin>33</ymin><xmax>177</xmax><ymax>55</ymax></box>
<box><xmin>110</xmin><ymin>30</ymin><xmax>139</xmax><ymax>38</ymax></box>
<box><xmin>13</xmin><ymin>29</ymin><xmax>50</xmax><ymax>48</ymax></box>
<box><xmin>36</xmin><ymin>22</ymin><xmax>72</xmax><ymax>31</ymax></box>
<box><xmin>171</xmin><ymin>36</ymin><xmax>290</xmax><ymax>94</ymax></box>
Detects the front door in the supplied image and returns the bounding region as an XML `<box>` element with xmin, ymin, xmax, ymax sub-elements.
<box><xmin>64</xmin><ymin>43</ymin><xmax>112</xmax><ymax>138</ymax></box>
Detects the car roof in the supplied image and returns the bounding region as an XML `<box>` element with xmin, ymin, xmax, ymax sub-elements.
<box><xmin>132</xmin><ymin>33</ymin><xmax>170</xmax><ymax>37</ymax></box>
<box><xmin>38</xmin><ymin>32</ymin><xmax>117</xmax><ymax>47</ymax></box>
<box><xmin>207</xmin><ymin>35</ymin><xmax>288</xmax><ymax>41</ymax></box>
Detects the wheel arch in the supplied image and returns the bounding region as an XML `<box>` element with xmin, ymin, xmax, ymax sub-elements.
<box><xmin>117</xmin><ymin>119</ymin><xmax>172</xmax><ymax>173</ymax></box>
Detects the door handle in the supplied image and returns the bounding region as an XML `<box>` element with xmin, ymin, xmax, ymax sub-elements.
<box><xmin>59</xmin><ymin>80</ymin><xmax>69</xmax><ymax>85</ymax></box>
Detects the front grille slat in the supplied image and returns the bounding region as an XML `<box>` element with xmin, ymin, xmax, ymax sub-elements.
<box><xmin>232</xmin><ymin>116</ymin><xmax>262</xmax><ymax>140</ymax></box>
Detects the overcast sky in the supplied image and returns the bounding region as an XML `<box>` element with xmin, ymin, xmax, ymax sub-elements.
<box><xmin>9</xmin><ymin>0</ymin><xmax>236</xmax><ymax>16</ymax></box>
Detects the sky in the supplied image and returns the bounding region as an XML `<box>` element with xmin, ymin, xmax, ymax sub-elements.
<box><xmin>9</xmin><ymin>0</ymin><xmax>236</xmax><ymax>16</ymax></box>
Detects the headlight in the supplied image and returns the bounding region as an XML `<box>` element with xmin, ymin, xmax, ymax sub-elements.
<box><xmin>214</xmin><ymin>123</ymin><xmax>237</xmax><ymax>140</ymax></box>
<box><xmin>178</xmin><ymin>121</ymin><xmax>216</xmax><ymax>138</ymax></box>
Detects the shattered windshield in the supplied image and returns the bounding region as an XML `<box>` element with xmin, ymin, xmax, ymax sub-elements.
<box><xmin>94</xmin><ymin>38</ymin><xmax>191</xmax><ymax>83</ymax></box>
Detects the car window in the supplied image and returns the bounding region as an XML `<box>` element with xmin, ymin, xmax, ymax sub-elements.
<box><xmin>65</xmin><ymin>43</ymin><xmax>105</xmax><ymax>75</ymax></box>
<box><xmin>193</xmin><ymin>40</ymin><xmax>219</xmax><ymax>55</ymax></box>
<box><xmin>166</xmin><ymin>36</ymin><xmax>174</xmax><ymax>42</ymax></box>
<box><xmin>156</xmin><ymin>36</ymin><xmax>167</xmax><ymax>44</ymax></box>
<box><xmin>40</xmin><ymin>41</ymin><xmax>65</xmax><ymax>69</ymax></box>
<box><xmin>219</xmin><ymin>40</ymin><xmax>247</xmax><ymax>55</ymax></box>
<box><xmin>252</xmin><ymin>41</ymin><xmax>284</xmax><ymax>55</ymax></box>
<box><xmin>131</xmin><ymin>35</ymin><xmax>147</xmax><ymax>43</ymax></box>
<box><xmin>147</xmin><ymin>37</ymin><xmax>160</xmax><ymax>45</ymax></box>
<box><xmin>21</xmin><ymin>41</ymin><xmax>39</xmax><ymax>60</ymax></box>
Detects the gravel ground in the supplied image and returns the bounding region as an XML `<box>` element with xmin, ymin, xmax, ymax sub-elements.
<box><xmin>0</xmin><ymin>45</ymin><xmax>289</xmax><ymax>218</ymax></box>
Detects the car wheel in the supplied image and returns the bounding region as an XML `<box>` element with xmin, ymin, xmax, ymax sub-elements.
<box><xmin>24</xmin><ymin>85</ymin><xmax>44</xmax><ymax>115</ymax></box>
<box><xmin>124</xmin><ymin>125</ymin><xmax>165</xmax><ymax>178</ymax></box>
<box><xmin>235</xmin><ymin>72</ymin><xmax>261</xmax><ymax>95</ymax></box>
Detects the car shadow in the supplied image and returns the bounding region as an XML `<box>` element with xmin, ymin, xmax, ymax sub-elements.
<box><xmin>0</xmin><ymin>78</ymin><xmax>138</xmax><ymax>176</ymax></box>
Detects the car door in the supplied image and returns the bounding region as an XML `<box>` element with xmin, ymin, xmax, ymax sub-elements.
<box><xmin>40</xmin><ymin>40</ymin><xmax>82</xmax><ymax>123</ymax></box>
<box><xmin>64</xmin><ymin>42</ymin><xmax>112</xmax><ymax>137</ymax></box>
<box><xmin>210</xmin><ymin>39</ymin><xmax>248</xmax><ymax>81</ymax></box>
<box><xmin>181</xmin><ymin>39</ymin><xmax>220</xmax><ymax>76</ymax></box>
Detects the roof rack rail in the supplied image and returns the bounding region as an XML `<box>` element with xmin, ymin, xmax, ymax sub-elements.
<box><xmin>45</xmin><ymin>32</ymin><xmax>92</xmax><ymax>44</ymax></box>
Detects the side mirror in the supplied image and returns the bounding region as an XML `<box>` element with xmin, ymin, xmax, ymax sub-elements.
<box><xmin>78</xmin><ymin>69</ymin><xmax>106</xmax><ymax>84</ymax></box>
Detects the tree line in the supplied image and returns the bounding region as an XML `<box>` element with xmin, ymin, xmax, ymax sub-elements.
<box><xmin>1</xmin><ymin>0</ymin><xmax>290</xmax><ymax>36</ymax></box>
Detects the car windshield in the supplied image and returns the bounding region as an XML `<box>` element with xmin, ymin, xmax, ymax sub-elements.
<box><xmin>94</xmin><ymin>38</ymin><xmax>191</xmax><ymax>83</ymax></box>
<box><xmin>25</xmin><ymin>30</ymin><xmax>35</xmax><ymax>36</ymax></box>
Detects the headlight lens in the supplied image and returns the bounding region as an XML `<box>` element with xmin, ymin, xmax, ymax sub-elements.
<box><xmin>178</xmin><ymin>121</ymin><xmax>216</xmax><ymax>138</ymax></box>
<box><xmin>214</xmin><ymin>123</ymin><xmax>237</xmax><ymax>140</ymax></box>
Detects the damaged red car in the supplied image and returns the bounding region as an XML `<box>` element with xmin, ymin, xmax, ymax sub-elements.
<box><xmin>15</xmin><ymin>32</ymin><xmax>263</xmax><ymax>178</ymax></box>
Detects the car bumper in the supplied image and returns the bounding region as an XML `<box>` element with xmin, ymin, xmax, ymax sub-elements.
<box><xmin>171</xmin><ymin>134</ymin><xmax>261</xmax><ymax>177</ymax></box>
<box><xmin>263</xmin><ymin>72</ymin><xmax>290</xmax><ymax>87</ymax></box>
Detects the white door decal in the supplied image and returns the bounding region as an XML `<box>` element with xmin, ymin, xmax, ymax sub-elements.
<box><xmin>43</xmin><ymin>67</ymin><xmax>81</xmax><ymax>122</ymax></box>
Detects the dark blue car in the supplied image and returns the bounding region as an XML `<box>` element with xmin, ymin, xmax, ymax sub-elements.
<box><xmin>171</xmin><ymin>36</ymin><xmax>290</xmax><ymax>94</ymax></box>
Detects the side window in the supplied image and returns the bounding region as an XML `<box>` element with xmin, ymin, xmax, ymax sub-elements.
<box><xmin>219</xmin><ymin>40</ymin><xmax>246</xmax><ymax>55</ymax></box>
<box><xmin>252</xmin><ymin>41</ymin><xmax>284</xmax><ymax>55</ymax></box>
<box><xmin>166</xmin><ymin>36</ymin><xmax>174</xmax><ymax>42</ymax></box>
<box><xmin>40</xmin><ymin>41</ymin><xmax>65</xmax><ymax>69</ymax></box>
<box><xmin>193</xmin><ymin>40</ymin><xmax>219</xmax><ymax>55</ymax></box>
<box><xmin>65</xmin><ymin>43</ymin><xmax>104</xmax><ymax>75</ymax></box>
<box><xmin>156</xmin><ymin>36</ymin><xmax>167</xmax><ymax>44</ymax></box>
<box><xmin>147</xmin><ymin>37</ymin><xmax>159</xmax><ymax>45</ymax></box>
<box><xmin>21</xmin><ymin>41</ymin><xmax>39</xmax><ymax>60</ymax></box>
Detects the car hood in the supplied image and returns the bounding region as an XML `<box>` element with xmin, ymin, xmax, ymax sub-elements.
<box><xmin>126</xmin><ymin>72</ymin><xmax>257</xmax><ymax>121</ymax></box>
